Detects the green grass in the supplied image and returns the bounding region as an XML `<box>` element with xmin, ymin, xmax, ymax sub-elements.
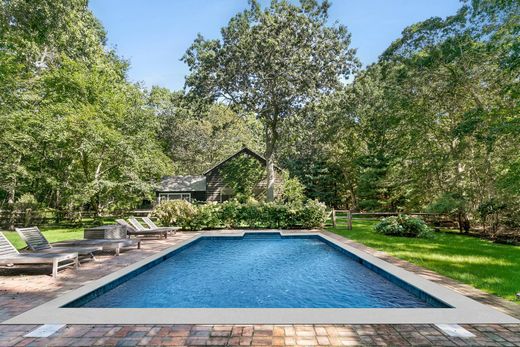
<box><xmin>2</xmin><ymin>218</ymin><xmax>116</xmax><ymax>250</ymax></box>
<box><xmin>327</xmin><ymin>219</ymin><xmax>520</xmax><ymax>302</ymax></box>
<box><xmin>3</xmin><ymin>225</ymin><xmax>84</xmax><ymax>250</ymax></box>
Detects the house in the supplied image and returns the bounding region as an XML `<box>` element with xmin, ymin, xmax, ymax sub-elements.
<box><xmin>156</xmin><ymin>147</ymin><xmax>282</xmax><ymax>203</ymax></box>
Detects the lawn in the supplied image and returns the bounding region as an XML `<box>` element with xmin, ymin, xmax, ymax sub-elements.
<box><xmin>327</xmin><ymin>219</ymin><xmax>520</xmax><ymax>302</ymax></box>
<box><xmin>2</xmin><ymin>218</ymin><xmax>116</xmax><ymax>250</ymax></box>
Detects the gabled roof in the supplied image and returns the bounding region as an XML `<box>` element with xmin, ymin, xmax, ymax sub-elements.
<box><xmin>157</xmin><ymin>147</ymin><xmax>282</xmax><ymax>193</ymax></box>
<box><xmin>202</xmin><ymin>146</ymin><xmax>281</xmax><ymax>175</ymax></box>
<box><xmin>157</xmin><ymin>175</ymin><xmax>206</xmax><ymax>192</ymax></box>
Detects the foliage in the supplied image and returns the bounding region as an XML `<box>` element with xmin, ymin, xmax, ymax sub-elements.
<box><xmin>477</xmin><ymin>199</ymin><xmax>508</xmax><ymax>233</ymax></box>
<box><xmin>288</xmin><ymin>0</ymin><xmax>520</xmax><ymax>235</ymax></box>
<box><xmin>149</xmin><ymin>87</ymin><xmax>264</xmax><ymax>175</ymax></box>
<box><xmin>278</xmin><ymin>87</ymin><xmax>362</xmax><ymax>209</ymax></box>
<box><xmin>374</xmin><ymin>215</ymin><xmax>432</xmax><ymax>238</ymax></box>
<box><xmin>297</xmin><ymin>199</ymin><xmax>329</xmax><ymax>228</ymax></box>
<box><xmin>277</xmin><ymin>173</ymin><xmax>306</xmax><ymax>204</ymax></box>
<box><xmin>220</xmin><ymin>153</ymin><xmax>266</xmax><ymax>201</ymax></box>
<box><xmin>2</xmin><ymin>193</ymin><xmax>44</xmax><ymax>228</ymax></box>
<box><xmin>183</xmin><ymin>0</ymin><xmax>359</xmax><ymax>200</ymax></box>
<box><xmin>151</xmin><ymin>199</ymin><xmax>328</xmax><ymax>230</ymax></box>
<box><xmin>427</xmin><ymin>193</ymin><xmax>467</xmax><ymax>215</ymax></box>
<box><xmin>188</xmin><ymin>202</ymin><xmax>221</xmax><ymax>230</ymax></box>
<box><xmin>0</xmin><ymin>0</ymin><xmax>171</xmax><ymax>221</ymax></box>
<box><xmin>2</xmin><ymin>0</ymin><xmax>518</xmax><ymax>237</ymax></box>
<box><xmin>14</xmin><ymin>193</ymin><xmax>39</xmax><ymax>211</ymax></box>
<box><xmin>151</xmin><ymin>200</ymin><xmax>196</xmax><ymax>228</ymax></box>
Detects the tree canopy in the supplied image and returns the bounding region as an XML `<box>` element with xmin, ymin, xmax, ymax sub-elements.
<box><xmin>1</xmin><ymin>0</ymin><xmax>518</xmax><ymax>235</ymax></box>
<box><xmin>0</xmin><ymin>0</ymin><xmax>170</xmax><ymax>219</ymax></box>
<box><xmin>182</xmin><ymin>0</ymin><xmax>359</xmax><ymax>201</ymax></box>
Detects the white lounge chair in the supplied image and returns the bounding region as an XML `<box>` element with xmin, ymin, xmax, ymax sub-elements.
<box><xmin>142</xmin><ymin>217</ymin><xmax>180</xmax><ymax>235</ymax></box>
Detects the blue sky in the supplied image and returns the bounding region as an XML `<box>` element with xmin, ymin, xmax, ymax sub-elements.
<box><xmin>89</xmin><ymin>0</ymin><xmax>462</xmax><ymax>91</ymax></box>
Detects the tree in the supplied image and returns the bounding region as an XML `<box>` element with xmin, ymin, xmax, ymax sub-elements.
<box><xmin>182</xmin><ymin>0</ymin><xmax>358</xmax><ymax>201</ymax></box>
<box><xmin>278</xmin><ymin>88</ymin><xmax>362</xmax><ymax>208</ymax></box>
<box><xmin>0</xmin><ymin>0</ymin><xmax>171</xmax><ymax>222</ymax></box>
<box><xmin>149</xmin><ymin>87</ymin><xmax>264</xmax><ymax>175</ymax></box>
<box><xmin>335</xmin><ymin>0</ymin><xmax>520</xmax><ymax>231</ymax></box>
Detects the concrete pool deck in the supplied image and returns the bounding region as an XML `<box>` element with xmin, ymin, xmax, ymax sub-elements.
<box><xmin>1</xmin><ymin>229</ymin><xmax>519</xmax><ymax>345</ymax></box>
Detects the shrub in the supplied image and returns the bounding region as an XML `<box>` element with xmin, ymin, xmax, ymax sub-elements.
<box><xmin>298</xmin><ymin>200</ymin><xmax>328</xmax><ymax>228</ymax></box>
<box><xmin>188</xmin><ymin>202</ymin><xmax>221</xmax><ymax>231</ymax></box>
<box><xmin>374</xmin><ymin>214</ymin><xmax>432</xmax><ymax>238</ymax></box>
<box><xmin>152</xmin><ymin>200</ymin><xmax>196</xmax><ymax>229</ymax></box>
<box><xmin>151</xmin><ymin>198</ymin><xmax>328</xmax><ymax>230</ymax></box>
<box><xmin>220</xmin><ymin>200</ymin><xmax>241</xmax><ymax>228</ymax></box>
<box><xmin>277</xmin><ymin>173</ymin><xmax>306</xmax><ymax>204</ymax></box>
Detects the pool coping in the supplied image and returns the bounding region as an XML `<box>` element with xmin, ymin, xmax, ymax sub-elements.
<box><xmin>3</xmin><ymin>230</ymin><xmax>519</xmax><ymax>325</ymax></box>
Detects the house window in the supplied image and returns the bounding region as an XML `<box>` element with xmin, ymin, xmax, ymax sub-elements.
<box><xmin>158</xmin><ymin>193</ymin><xmax>191</xmax><ymax>202</ymax></box>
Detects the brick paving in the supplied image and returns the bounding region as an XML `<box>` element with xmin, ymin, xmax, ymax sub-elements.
<box><xmin>0</xmin><ymin>230</ymin><xmax>519</xmax><ymax>346</ymax></box>
<box><xmin>0</xmin><ymin>323</ymin><xmax>519</xmax><ymax>346</ymax></box>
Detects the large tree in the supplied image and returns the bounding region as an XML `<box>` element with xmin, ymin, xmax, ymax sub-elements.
<box><xmin>182</xmin><ymin>0</ymin><xmax>358</xmax><ymax>201</ymax></box>
<box><xmin>0</xmin><ymin>0</ymin><xmax>171</xmax><ymax>220</ymax></box>
<box><xmin>338</xmin><ymin>0</ymin><xmax>520</xmax><ymax>231</ymax></box>
<box><xmin>148</xmin><ymin>87</ymin><xmax>264</xmax><ymax>175</ymax></box>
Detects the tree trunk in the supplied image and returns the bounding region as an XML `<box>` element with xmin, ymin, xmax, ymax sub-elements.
<box><xmin>266</xmin><ymin>151</ymin><xmax>276</xmax><ymax>202</ymax></box>
<box><xmin>265</xmin><ymin>121</ymin><xmax>278</xmax><ymax>202</ymax></box>
<box><xmin>7</xmin><ymin>184</ymin><xmax>16</xmax><ymax>231</ymax></box>
<box><xmin>458</xmin><ymin>212</ymin><xmax>463</xmax><ymax>233</ymax></box>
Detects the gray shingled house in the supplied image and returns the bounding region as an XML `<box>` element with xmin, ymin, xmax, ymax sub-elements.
<box><xmin>156</xmin><ymin>147</ymin><xmax>282</xmax><ymax>203</ymax></box>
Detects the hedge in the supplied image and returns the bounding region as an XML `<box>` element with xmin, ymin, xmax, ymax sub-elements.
<box><xmin>152</xmin><ymin>199</ymin><xmax>328</xmax><ymax>230</ymax></box>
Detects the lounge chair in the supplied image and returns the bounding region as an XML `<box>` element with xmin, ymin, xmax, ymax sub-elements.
<box><xmin>16</xmin><ymin>227</ymin><xmax>102</xmax><ymax>262</ymax></box>
<box><xmin>117</xmin><ymin>219</ymin><xmax>168</xmax><ymax>239</ymax></box>
<box><xmin>130</xmin><ymin>217</ymin><xmax>177</xmax><ymax>235</ymax></box>
<box><xmin>142</xmin><ymin>217</ymin><xmax>180</xmax><ymax>235</ymax></box>
<box><xmin>0</xmin><ymin>232</ymin><xmax>78</xmax><ymax>277</ymax></box>
<box><xmin>52</xmin><ymin>238</ymin><xmax>141</xmax><ymax>256</ymax></box>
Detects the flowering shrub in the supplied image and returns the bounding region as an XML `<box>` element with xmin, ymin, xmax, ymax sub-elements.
<box><xmin>152</xmin><ymin>199</ymin><xmax>196</xmax><ymax>228</ymax></box>
<box><xmin>152</xmin><ymin>199</ymin><xmax>328</xmax><ymax>230</ymax></box>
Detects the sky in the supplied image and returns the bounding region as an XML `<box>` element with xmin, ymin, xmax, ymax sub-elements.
<box><xmin>89</xmin><ymin>0</ymin><xmax>462</xmax><ymax>91</ymax></box>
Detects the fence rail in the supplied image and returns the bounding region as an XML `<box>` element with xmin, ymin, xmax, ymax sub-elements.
<box><xmin>0</xmin><ymin>209</ymin><xmax>153</xmax><ymax>230</ymax></box>
<box><xmin>329</xmin><ymin>209</ymin><xmax>455</xmax><ymax>230</ymax></box>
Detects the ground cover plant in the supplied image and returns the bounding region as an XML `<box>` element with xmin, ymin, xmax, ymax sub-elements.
<box><xmin>328</xmin><ymin>219</ymin><xmax>520</xmax><ymax>302</ymax></box>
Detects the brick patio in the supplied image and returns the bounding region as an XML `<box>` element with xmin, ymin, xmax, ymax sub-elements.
<box><xmin>1</xmin><ymin>230</ymin><xmax>519</xmax><ymax>346</ymax></box>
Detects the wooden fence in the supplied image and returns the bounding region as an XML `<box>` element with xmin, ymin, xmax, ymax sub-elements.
<box><xmin>329</xmin><ymin>209</ymin><xmax>455</xmax><ymax>230</ymax></box>
<box><xmin>0</xmin><ymin>209</ymin><xmax>153</xmax><ymax>230</ymax></box>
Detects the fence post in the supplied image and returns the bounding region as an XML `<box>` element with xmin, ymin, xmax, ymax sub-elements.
<box><xmin>347</xmin><ymin>210</ymin><xmax>353</xmax><ymax>230</ymax></box>
<box><xmin>332</xmin><ymin>208</ymin><xmax>337</xmax><ymax>228</ymax></box>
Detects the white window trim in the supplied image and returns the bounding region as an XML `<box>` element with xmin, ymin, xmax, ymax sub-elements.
<box><xmin>158</xmin><ymin>193</ymin><xmax>191</xmax><ymax>203</ymax></box>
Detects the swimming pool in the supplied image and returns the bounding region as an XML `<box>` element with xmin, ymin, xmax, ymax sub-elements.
<box><xmin>68</xmin><ymin>233</ymin><xmax>445</xmax><ymax>308</ymax></box>
<box><xmin>6</xmin><ymin>230</ymin><xmax>518</xmax><ymax>324</ymax></box>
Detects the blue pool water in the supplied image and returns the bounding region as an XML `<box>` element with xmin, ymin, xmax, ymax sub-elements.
<box><xmin>71</xmin><ymin>233</ymin><xmax>446</xmax><ymax>308</ymax></box>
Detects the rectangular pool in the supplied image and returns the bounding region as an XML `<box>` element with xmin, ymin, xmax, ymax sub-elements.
<box><xmin>7</xmin><ymin>231</ymin><xmax>519</xmax><ymax>324</ymax></box>
<box><xmin>66</xmin><ymin>233</ymin><xmax>447</xmax><ymax>308</ymax></box>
